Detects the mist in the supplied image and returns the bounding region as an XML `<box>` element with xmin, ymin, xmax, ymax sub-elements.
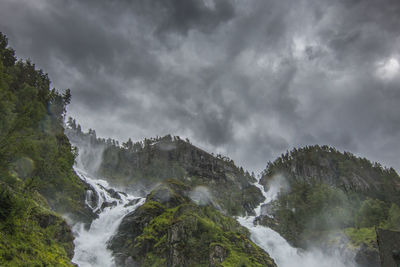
<box><xmin>65</xmin><ymin>126</ymin><xmax>106</xmax><ymax>176</ymax></box>
<box><xmin>238</xmin><ymin>174</ymin><xmax>358</xmax><ymax>267</ymax></box>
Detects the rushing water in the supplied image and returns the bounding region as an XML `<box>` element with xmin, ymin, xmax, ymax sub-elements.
<box><xmin>237</xmin><ymin>178</ymin><xmax>357</xmax><ymax>267</ymax></box>
<box><xmin>68</xmin><ymin>131</ymin><xmax>355</xmax><ymax>267</ymax></box>
<box><xmin>72</xmin><ymin>168</ymin><xmax>144</xmax><ymax>267</ymax></box>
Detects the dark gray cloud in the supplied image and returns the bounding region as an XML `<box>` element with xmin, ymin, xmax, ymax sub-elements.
<box><xmin>1</xmin><ymin>0</ymin><xmax>400</xmax><ymax>172</ymax></box>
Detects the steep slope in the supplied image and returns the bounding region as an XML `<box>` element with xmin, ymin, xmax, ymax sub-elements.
<box><xmin>66</xmin><ymin>126</ymin><xmax>264</xmax><ymax>216</ymax></box>
<box><xmin>66</xmin><ymin>125</ymin><xmax>279</xmax><ymax>266</ymax></box>
<box><xmin>376</xmin><ymin>228</ymin><xmax>400</xmax><ymax>267</ymax></box>
<box><xmin>260</xmin><ymin>145</ymin><xmax>400</xmax><ymax>203</ymax></box>
<box><xmin>109</xmin><ymin>179</ymin><xmax>276</xmax><ymax>267</ymax></box>
<box><xmin>257</xmin><ymin>145</ymin><xmax>400</xmax><ymax>267</ymax></box>
<box><xmin>0</xmin><ymin>33</ymin><xmax>89</xmax><ymax>265</ymax></box>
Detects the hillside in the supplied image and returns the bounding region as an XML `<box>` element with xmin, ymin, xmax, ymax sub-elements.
<box><xmin>257</xmin><ymin>145</ymin><xmax>400</xmax><ymax>266</ymax></box>
<box><xmin>0</xmin><ymin>33</ymin><xmax>91</xmax><ymax>265</ymax></box>
<box><xmin>260</xmin><ymin>145</ymin><xmax>400</xmax><ymax>203</ymax></box>
<box><xmin>109</xmin><ymin>179</ymin><xmax>276</xmax><ymax>267</ymax></box>
<box><xmin>66</xmin><ymin>124</ymin><xmax>264</xmax><ymax>216</ymax></box>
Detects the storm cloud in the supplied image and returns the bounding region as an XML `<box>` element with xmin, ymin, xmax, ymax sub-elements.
<box><xmin>1</xmin><ymin>0</ymin><xmax>400</xmax><ymax>172</ymax></box>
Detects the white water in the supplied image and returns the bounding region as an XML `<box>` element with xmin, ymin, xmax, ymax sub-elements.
<box><xmin>237</xmin><ymin>176</ymin><xmax>357</xmax><ymax>267</ymax></box>
<box><xmin>72</xmin><ymin>168</ymin><xmax>144</xmax><ymax>267</ymax></box>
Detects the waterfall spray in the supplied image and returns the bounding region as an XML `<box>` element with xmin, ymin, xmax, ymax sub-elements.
<box><xmin>72</xmin><ymin>168</ymin><xmax>144</xmax><ymax>267</ymax></box>
<box><xmin>237</xmin><ymin>176</ymin><xmax>357</xmax><ymax>267</ymax></box>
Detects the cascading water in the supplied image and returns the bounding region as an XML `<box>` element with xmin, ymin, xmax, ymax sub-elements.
<box><xmin>67</xmin><ymin>130</ymin><xmax>355</xmax><ymax>266</ymax></box>
<box><xmin>71</xmin><ymin>168</ymin><xmax>144</xmax><ymax>267</ymax></box>
<box><xmin>237</xmin><ymin>177</ymin><xmax>357</xmax><ymax>267</ymax></box>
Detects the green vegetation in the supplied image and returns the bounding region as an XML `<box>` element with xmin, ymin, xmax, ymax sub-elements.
<box><xmin>355</xmin><ymin>198</ymin><xmax>389</xmax><ymax>228</ymax></box>
<box><xmin>385</xmin><ymin>203</ymin><xmax>400</xmax><ymax>230</ymax></box>
<box><xmin>260</xmin><ymin>181</ymin><xmax>358</xmax><ymax>245</ymax></box>
<box><xmin>0</xmin><ymin>33</ymin><xmax>89</xmax><ymax>220</ymax></box>
<box><xmin>0</xmin><ymin>186</ymin><xmax>74</xmax><ymax>266</ymax></box>
<box><xmin>66</xmin><ymin>126</ymin><xmax>264</xmax><ymax>216</ymax></box>
<box><xmin>344</xmin><ymin>228</ymin><xmax>377</xmax><ymax>249</ymax></box>
<box><xmin>261</xmin><ymin>145</ymin><xmax>400</xmax><ymax>204</ymax></box>
<box><xmin>0</xmin><ymin>32</ymin><xmax>88</xmax><ymax>265</ymax></box>
<box><xmin>110</xmin><ymin>180</ymin><xmax>276</xmax><ymax>267</ymax></box>
<box><xmin>258</xmin><ymin>145</ymin><xmax>400</xmax><ymax>264</ymax></box>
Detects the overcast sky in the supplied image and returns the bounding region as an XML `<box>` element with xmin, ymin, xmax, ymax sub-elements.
<box><xmin>1</xmin><ymin>0</ymin><xmax>400</xmax><ymax>172</ymax></box>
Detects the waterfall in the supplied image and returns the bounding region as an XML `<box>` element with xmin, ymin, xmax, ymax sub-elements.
<box><xmin>72</xmin><ymin>168</ymin><xmax>144</xmax><ymax>267</ymax></box>
<box><xmin>237</xmin><ymin>179</ymin><xmax>357</xmax><ymax>267</ymax></box>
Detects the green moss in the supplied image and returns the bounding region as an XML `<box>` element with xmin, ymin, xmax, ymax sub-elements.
<box><xmin>135</xmin><ymin>205</ymin><xmax>178</xmax><ymax>249</ymax></box>
<box><xmin>344</xmin><ymin>227</ymin><xmax>377</xmax><ymax>249</ymax></box>
<box><xmin>0</xmin><ymin>198</ymin><xmax>73</xmax><ymax>266</ymax></box>
<box><xmin>0</xmin><ymin>33</ymin><xmax>87</xmax><ymax>265</ymax></box>
<box><xmin>141</xmin><ymin>200</ymin><xmax>166</xmax><ymax>211</ymax></box>
<box><xmin>142</xmin><ymin>253</ymin><xmax>167</xmax><ymax>267</ymax></box>
<box><xmin>130</xmin><ymin>195</ymin><xmax>275</xmax><ymax>266</ymax></box>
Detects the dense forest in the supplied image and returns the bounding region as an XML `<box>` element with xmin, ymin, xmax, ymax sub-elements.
<box><xmin>0</xmin><ymin>32</ymin><xmax>89</xmax><ymax>266</ymax></box>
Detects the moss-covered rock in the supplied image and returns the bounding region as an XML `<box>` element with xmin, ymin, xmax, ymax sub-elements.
<box><xmin>109</xmin><ymin>180</ymin><xmax>276</xmax><ymax>267</ymax></box>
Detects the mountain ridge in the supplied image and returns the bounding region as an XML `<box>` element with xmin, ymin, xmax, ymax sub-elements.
<box><xmin>66</xmin><ymin>121</ymin><xmax>264</xmax><ymax>217</ymax></box>
<box><xmin>257</xmin><ymin>145</ymin><xmax>400</xmax><ymax>267</ymax></box>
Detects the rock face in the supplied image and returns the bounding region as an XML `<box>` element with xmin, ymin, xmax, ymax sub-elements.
<box><xmin>260</xmin><ymin>145</ymin><xmax>400</xmax><ymax>204</ymax></box>
<box><xmin>109</xmin><ymin>180</ymin><xmax>277</xmax><ymax>267</ymax></box>
<box><xmin>34</xmin><ymin>213</ymin><xmax>75</xmax><ymax>259</ymax></box>
<box><xmin>376</xmin><ymin>228</ymin><xmax>400</xmax><ymax>267</ymax></box>
<box><xmin>66</xmin><ymin>128</ymin><xmax>266</xmax><ymax>216</ymax></box>
<box><xmin>209</xmin><ymin>245</ymin><xmax>227</xmax><ymax>266</ymax></box>
<box><xmin>355</xmin><ymin>243</ymin><xmax>380</xmax><ymax>267</ymax></box>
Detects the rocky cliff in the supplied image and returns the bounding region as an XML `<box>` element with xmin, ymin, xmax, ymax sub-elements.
<box><xmin>109</xmin><ymin>179</ymin><xmax>276</xmax><ymax>267</ymax></box>
<box><xmin>66</xmin><ymin>128</ymin><xmax>265</xmax><ymax>216</ymax></box>
<box><xmin>260</xmin><ymin>145</ymin><xmax>400</xmax><ymax>204</ymax></box>
<box><xmin>376</xmin><ymin>228</ymin><xmax>400</xmax><ymax>267</ymax></box>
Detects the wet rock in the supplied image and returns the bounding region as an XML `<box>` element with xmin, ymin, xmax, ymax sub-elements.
<box><xmin>106</xmin><ymin>188</ymin><xmax>121</xmax><ymax>200</ymax></box>
<box><xmin>99</xmin><ymin>201</ymin><xmax>118</xmax><ymax>212</ymax></box>
<box><xmin>34</xmin><ymin>212</ymin><xmax>75</xmax><ymax>260</ymax></box>
<box><xmin>118</xmin><ymin>191</ymin><xmax>128</xmax><ymax>197</ymax></box>
<box><xmin>108</xmin><ymin>201</ymin><xmax>165</xmax><ymax>266</ymax></box>
<box><xmin>85</xmin><ymin>189</ymin><xmax>98</xmax><ymax>210</ymax></box>
<box><xmin>167</xmin><ymin>221</ymin><xmax>188</xmax><ymax>267</ymax></box>
<box><xmin>124</xmin><ymin>198</ymin><xmax>141</xmax><ymax>208</ymax></box>
<box><xmin>377</xmin><ymin>228</ymin><xmax>400</xmax><ymax>267</ymax></box>
<box><xmin>34</xmin><ymin>213</ymin><xmax>57</xmax><ymax>228</ymax></box>
<box><xmin>355</xmin><ymin>243</ymin><xmax>380</xmax><ymax>267</ymax></box>
<box><xmin>54</xmin><ymin>220</ymin><xmax>75</xmax><ymax>259</ymax></box>
<box><xmin>209</xmin><ymin>245</ymin><xmax>227</xmax><ymax>266</ymax></box>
